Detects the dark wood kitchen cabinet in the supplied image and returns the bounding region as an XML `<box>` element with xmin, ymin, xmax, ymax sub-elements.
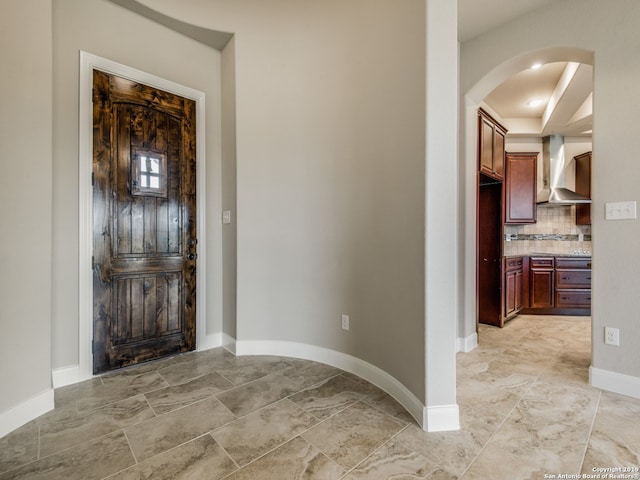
<box><xmin>529</xmin><ymin>257</ymin><xmax>554</xmax><ymax>309</ymax></box>
<box><xmin>522</xmin><ymin>255</ymin><xmax>592</xmax><ymax>315</ymax></box>
<box><xmin>555</xmin><ymin>257</ymin><xmax>592</xmax><ymax>310</ymax></box>
<box><xmin>478</xmin><ymin>108</ymin><xmax>507</xmax><ymax>181</ymax></box>
<box><xmin>504</xmin><ymin>152</ymin><xmax>537</xmax><ymax>224</ymax></box>
<box><xmin>504</xmin><ymin>256</ymin><xmax>524</xmax><ymax>320</ymax></box>
<box><xmin>574</xmin><ymin>151</ymin><xmax>592</xmax><ymax>225</ymax></box>
<box><xmin>478</xmin><ymin>178</ymin><xmax>504</xmax><ymax>327</ymax></box>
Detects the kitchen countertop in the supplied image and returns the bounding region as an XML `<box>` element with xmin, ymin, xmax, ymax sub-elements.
<box><xmin>505</xmin><ymin>253</ymin><xmax>592</xmax><ymax>258</ymax></box>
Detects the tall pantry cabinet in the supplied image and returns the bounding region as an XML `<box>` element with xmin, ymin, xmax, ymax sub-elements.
<box><xmin>477</xmin><ymin>109</ymin><xmax>507</xmax><ymax>327</ymax></box>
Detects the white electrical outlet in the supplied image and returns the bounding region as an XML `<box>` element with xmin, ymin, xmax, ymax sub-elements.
<box><xmin>604</xmin><ymin>327</ymin><xmax>620</xmax><ymax>346</ymax></box>
<box><xmin>222</xmin><ymin>210</ymin><xmax>232</xmax><ymax>224</ymax></box>
<box><xmin>341</xmin><ymin>314</ymin><xmax>350</xmax><ymax>331</ymax></box>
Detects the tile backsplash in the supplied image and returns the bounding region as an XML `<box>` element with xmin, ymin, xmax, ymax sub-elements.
<box><xmin>503</xmin><ymin>204</ymin><xmax>592</xmax><ymax>256</ymax></box>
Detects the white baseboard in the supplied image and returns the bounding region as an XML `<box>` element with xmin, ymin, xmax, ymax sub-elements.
<box><xmin>236</xmin><ymin>339</ymin><xmax>432</xmax><ymax>430</ymax></box>
<box><xmin>0</xmin><ymin>389</ymin><xmax>54</xmax><ymax>438</ymax></box>
<box><xmin>221</xmin><ymin>333</ymin><xmax>236</xmax><ymax>355</ymax></box>
<box><xmin>52</xmin><ymin>365</ymin><xmax>81</xmax><ymax>389</ymax></box>
<box><xmin>52</xmin><ymin>331</ymin><xmax>222</xmax><ymax>389</ymax></box>
<box><xmin>197</xmin><ymin>332</ymin><xmax>222</xmax><ymax>352</ymax></box>
<box><xmin>48</xmin><ymin>336</ymin><xmax>463</xmax><ymax>433</ymax></box>
<box><xmin>423</xmin><ymin>404</ymin><xmax>460</xmax><ymax>432</ymax></box>
<box><xmin>590</xmin><ymin>366</ymin><xmax>640</xmax><ymax>399</ymax></box>
<box><xmin>456</xmin><ymin>332</ymin><xmax>478</xmax><ymax>353</ymax></box>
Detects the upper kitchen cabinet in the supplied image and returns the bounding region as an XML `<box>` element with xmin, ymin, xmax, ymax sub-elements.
<box><xmin>505</xmin><ymin>152</ymin><xmax>537</xmax><ymax>224</ymax></box>
<box><xmin>574</xmin><ymin>151</ymin><xmax>592</xmax><ymax>225</ymax></box>
<box><xmin>478</xmin><ymin>108</ymin><xmax>507</xmax><ymax>181</ymax></box>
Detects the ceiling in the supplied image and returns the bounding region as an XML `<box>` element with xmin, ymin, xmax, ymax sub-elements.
<box><xmin>458</xmin><ymin>0</ymin><xmax>593</xmax><ymax>138</ymax></box>
<box><xmin>458</xmin><ymin>0</ymin><xmax>559</xmax><ymax>43</ymax></box>
<box><xmin>114</xmin><ymin>0</ymin><xmax>592</xmax><ymax>139</ymax></box>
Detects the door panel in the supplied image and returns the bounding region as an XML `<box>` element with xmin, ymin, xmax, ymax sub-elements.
<box><xmin>93</xmin><ymin>70</ymin><xmax>196</xmax><ymax>374</ymax></box>
<box><xmin>477</xmin><ymin>179</ymin><xmax>504</xmax><ymax>327</ymax></box>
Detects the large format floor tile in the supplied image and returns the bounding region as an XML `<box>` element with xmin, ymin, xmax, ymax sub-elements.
<box><xmin>39</xmin><ymin>394</ymin><xmax>155</xmax><ymax>457</ymax></box>
<box><xmin>225</xmin><ymin>436</ymin><xmax>345</xmax><ymax>480</ymax></box>
<box><xmin>2</xmin><ymin>315</ymin><xmax>640</xmax><ymax>480</ymax></box>
<box><xmin>108</xmin><ymin>434</ymin><xmax>237</xmax><ymax>480</ymax></box>
<box><xmin>581</xmin><ymin>390</ymin><xmax>640</xmax><ymax>473</ymax></box>
<box><xmin>212</xmin><ymin>399</ymin><xmax>318</xmax><ymax>467</ymax></box>
<box><xmin>0</xmin><ymin>431</ymin><xmax>135</xmax><ymax>480</ymax></box>
<box><xmin>288</xmin><ymin>373</ymin><xmax>375</xmax><ymax>420</ymax></box>
<box><xmin>0</xmin><ymin>422</ymin><xmax>38</xmax><ymax>475</ymax></box>
<box><xmin>215</xmin><ymin>373</ymin><xmax>300</xmax><ymax>416</ymax></box>
<box><xmin>125</xmin><ymin>397</ymin><xmax>235</xmax><ymax>462</ymax></box>
<box><xmin>342</xmin><ymin>437</ymin><xmax>455</xmax><ymax>480</ymax></box>
<box><xmin>144</xmin><ymin>372</ymin><xmax>234</xmax><ymax>415</ymax></box>
<box><xmin>301</xmin><ymin>401</ymin><xmax>406</xmax><ymax>470</ymax></box>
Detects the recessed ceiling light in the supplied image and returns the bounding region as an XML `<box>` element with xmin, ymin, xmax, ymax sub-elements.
<box><xmin>527</xmin><ymin>99</ymin><xmax>544</xmax><ymax>107</ymax></box>
<box><xmin>530</xmin><ymin>63</ymin><xmax>543</xmax><ymax>70</ymax></box>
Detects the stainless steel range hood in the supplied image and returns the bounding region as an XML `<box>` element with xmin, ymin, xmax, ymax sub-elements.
<box><xmin>536</xmin><ymin>135</ymin><xmax>592</xmax><ymax>205</ymax></box>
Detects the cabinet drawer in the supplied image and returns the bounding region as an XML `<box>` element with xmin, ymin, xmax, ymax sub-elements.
<box><xmin>556</xmin><ymin>270</ymin><xmax>592</xmax><ymax>288</ymax></box>
<box><xmin>556</xmin><ymin>289</ymin><xmax>592</xmax><ymax>308</ymax></box>
<box><xmin>531</xmin><ymin>257</ymin><xmax>554</xmax><ymax>268</ymax></box>
<box><xmin>505</xmin><ymin>257</ymin><xmax>523</xmax><ymax>271</ymax></box>
<box><xmin>555</xmin><ymin>257</ymin><xmax>592</xmax><ymax>269</ymax></box>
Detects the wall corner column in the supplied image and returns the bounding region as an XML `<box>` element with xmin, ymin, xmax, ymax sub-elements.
<box><xmin>423</xmin><ymin>0</ymin><xmax>460</xmax><ymax>432</ymax></box>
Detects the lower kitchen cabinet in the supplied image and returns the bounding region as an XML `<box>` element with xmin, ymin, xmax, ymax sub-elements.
<box><xmin>555</xmin><ymin>257</ymin><xmax>592</xmax><ymax>309</ymax></box>
<box><xmin>522</xmin><ymin>255</ymin><xmax>591</xmax><ymax>315</ymax></box>
<box><xmin>529</xmin><ymin>257</ymin><xmax>554</xmax><ymax>309</ymax></box>
<box><xmin>504</xmin><ymin>256</ymin><xmax>524</xmax><ymax>320</ymax></box>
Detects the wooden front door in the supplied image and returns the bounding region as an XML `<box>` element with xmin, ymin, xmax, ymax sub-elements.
<box><xmin>92</xmin><ymin>70</ymin><xmax>197</xmax><ymax>374</ymax></box>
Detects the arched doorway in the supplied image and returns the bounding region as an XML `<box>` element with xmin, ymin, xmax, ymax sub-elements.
<box><xmin>460</xmin><ymin>47</ymin><xmax>595</xmax><ymax>352</ymax></box>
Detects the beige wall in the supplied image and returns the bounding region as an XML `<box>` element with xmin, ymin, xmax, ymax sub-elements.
<box><xmin>0</xmin><ymin>0</ymin><xmax>53</xmax><ymax>414</ymax></box>
<box><xmin>7</xmin><ymin>0</ymin><xmax>639</xmax><ymax>434</ymax></box>
<box><xmin>139</xmin><ymin>0</ymin><xmax>429</xmax><ymax>400</ymax></box>
<box><xmin>221</xmin><ymin>37</ymin><xmax>237</xmax><ymax>344</ymax></box>
<box><xmin>460</xmin><ymin>0</ymin><xmax>640</xmax><ymax>378</ymax></box>
<box><xmin>1</xmin><ymin>0</ymin><xmax>460</xmax><ymax>429</ymax></box>
<box><xmin>51</xmin><ymin>0</ymin><xmax>224</xmax><ymax>368</ymax></box>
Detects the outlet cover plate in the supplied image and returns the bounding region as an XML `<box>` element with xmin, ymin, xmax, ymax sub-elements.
<box><xmin>605</xmin><ymin>327</ymin><xmax>620</xmax><ymax>346</ymax></box>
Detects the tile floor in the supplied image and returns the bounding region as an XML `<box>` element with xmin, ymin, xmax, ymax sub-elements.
<box><xmin>1</xmin><ymin>315</ymin><xmax>639</xmax><ymax>479</ymax></box>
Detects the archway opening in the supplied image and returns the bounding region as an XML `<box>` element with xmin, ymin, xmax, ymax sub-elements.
<box><xmin>460</xmin><ymin>47</ymin><xmax>595</xmax><ymax>359</ymax></box>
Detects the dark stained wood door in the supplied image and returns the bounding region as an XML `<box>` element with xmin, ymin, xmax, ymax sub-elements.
<box><xmin>477</xmin><ymin>176</ymin><xmax>504</xmax><ymax>327</ymax></box>
<box><xmin>92</xmin><ymin>70</ymin><xmax>197</xmax><ymax>374</ymax></box>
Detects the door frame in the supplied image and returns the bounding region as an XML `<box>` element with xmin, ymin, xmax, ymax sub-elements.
<box><xmin>79</xmin><ymin>51</ymin><xmax>207</xmax><ymax>381</ymax></box>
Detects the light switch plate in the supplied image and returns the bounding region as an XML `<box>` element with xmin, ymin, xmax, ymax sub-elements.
<box><xmin>341</xmin><ymin>314</ymin><xmax>349</xmax><ymax>331</ymax></box>
<box><xmin>605</xmin><ymin>201</ymin><xmax>637</xmax><ymax>220</ymax></box>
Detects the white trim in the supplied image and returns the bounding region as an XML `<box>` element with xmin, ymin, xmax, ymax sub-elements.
<box><xmin>236</xmin><ymin>340</ymin><xmax>426</xmax><ymax>429</ymax></box>
<box><xmin>52</xmin><ymin>365</ymin><xmax>80</xmax><ymax>389</ymax></box>
<box><xmin>197</xmin><ymin>333</ymin><xmax>222</xmax><ymax>352</ymax></box>
<box><xmin>221</xmin><ymin>333</ymin><xmax>237</xmax><ymax>355</ymax></box>
<box><xmin>0</xmin><ymin>389</ymin><xmax>54</xmax><ymax>438</ymax></box>
<box><xmin>456</xmin><ymin>332</ymin><xmax>478</xmax><ymax>353</ymax></box>
<box><xmin>423</xmin><ymin>404</ymin><xmax>460</xmax><ymax>432</ymax></box>
<box><xmin>78</xmin><ymin>51</ymin><xmax>207</xmax><ymax>381</ymax></box>
<box><xmin>53</xmin><ymin>331</ymin><xmax>220</xmax><ymax>388</ymax></box>
<box><xmin>590</xmin><ymin>366</ymin><xmax>640</xmax><ymax>400</ymax></box>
